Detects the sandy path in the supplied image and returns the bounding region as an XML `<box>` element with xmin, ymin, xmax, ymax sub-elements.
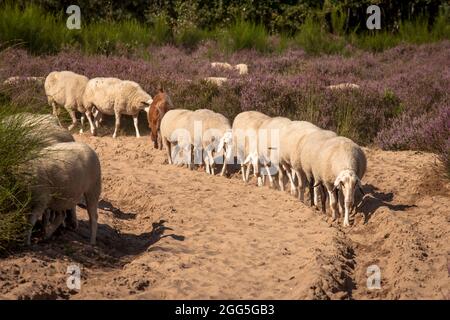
<box><xmin>0</xmin><ymin>135</ymin><xmax>448</xmax><ymax>300</ymax></box>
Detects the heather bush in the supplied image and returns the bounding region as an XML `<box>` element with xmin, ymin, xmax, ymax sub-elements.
<box><xmin>0</xmin><ymin>41</ymin><xmax>448</xmax><ymax>174</ymax></box>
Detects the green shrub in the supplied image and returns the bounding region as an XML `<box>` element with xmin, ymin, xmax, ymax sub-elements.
<box><xmin>294</xmin><ymin>16</ymin><xmax>346</xmax><ymax>55</ymax></box>
<box><xmin>0</xmin><ymin>107</ymin><xmax>48</xmax><ymax>251</ymax></box>
<box><xmin>0</xmin><ymin>3</ymin><xmax>69</xmax><ymax>54</ymax></box>
<box><xmin>218</xmin><ymin>19</ymin><xmax>269</xmax><ymax>52</ymax></box>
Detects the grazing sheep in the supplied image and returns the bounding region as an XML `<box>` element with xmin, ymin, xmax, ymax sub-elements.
<box><xmin>313</xmin><ymin>136</ymin><xmax>367</xmax><ymax>227</ymax></box>
<box><xmin>194</xmin><ymin>109</ymin><xmax>233</xmax><ymax>176</ymax></box>
<box><xmin>44</xmin><ymin>71</ymin><xmax>96</xmax><ymax>135</ymax></box>
<box><xmin>232</xmin><ymin>111</ymin><xmax>271</xmax><ymax>186</ymax></box>
<box><xmin>327</xmin><ymin>83</ymin><xmax>360</xmax><ymax>90</ymax></box>
<box><xmin>211</xmin><ymin>62</ymin><xmax>233</xmax><ymax>70</ymax></box>
<box><xmin>204</xmin><ymin>77</ymin><xmax>228</xmax><ymax>86</ymax></box>
<box><xmin>278</xmin><ymin>121</ymin><xmax>320</xmax><ymax>196</ymax></box>
<box><xmin>258</xmin><ymin>116</ymin><xmax>292</xmax><ymax>189</ymax></box>
<box><xmin>234</xmin><ymin>64</ymin><xmax>248</xmax><ymax>75</ymax></box>
<box><xmin>83</xmin><ymin>78</ymin><xmax>153</xmax><ymax>138</ymax></box>
<box><xmin>3</xmin><ymin>76</ymin><xmax>45</xmax><ymax>86</ymax></box>
<box><xmin>23</xmin><ymin>142</ymin><xmax>101</xmax><ymax>245</ymax></box>
<box><xmin>160</xmin><ymin>109</ymin><xmax>197</xmax><ymax>166</ymax></box>
<box><xmin>147</xmin><ymin>87</ymin><xmax>173</xmax><ymax>149</ymax></box>
<box><xmin>296</xmin><ymin>129</ymin><xmax>337</xmax><ymax>208</ymax></box>
<box><xmin>2</xmin><ymin>113</ymin><xmax>77</xmax><ymax>238</ymax></box>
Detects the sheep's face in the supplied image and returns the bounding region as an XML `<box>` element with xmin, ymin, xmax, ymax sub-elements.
<box><xmin>141</xmin><ymin>98</ymin><xmax>153</xmax><ymax>111</ymax></box>
<box><xmin>334</xmin><ymin>170</ymin><xmax>360</xmax><ymax>207</ymax></box>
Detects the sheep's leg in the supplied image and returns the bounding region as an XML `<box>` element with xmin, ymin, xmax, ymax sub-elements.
<box><xmin>85</xmin><ymin>194</ymin><xmax>98</xmax><ymax>245</ymax></box>
<box><xmin>328</xmin><ymin>189</ymin><xmax>339</xmax><ymax>221</ymax></box>
<box><xmin>313</xmin><ymin>185</ymin><xmax>321</xmax><ymax>208</ymax></box>
<box><xmin>277</xmin><ymin>166</ymin><xmax>285</xmax><ymax>191</ymax></box>
<box><xmin>113</xmin><ymin>112</ymin><xmax>121</xmax><ymax>138</ymax></box>
<box><xmin>245</xmin><ymin>162</ymin><xmax>252</xmax><ymax>182</ymax></box>
<box><xmin>26</xmin><ymin>205</ymin><xmax>46</xmax><ymax>245</ymax></box>
<box><xmin>343</xmin><ymin>196</ymin><xmax>353</xmax><ymax>227</ymax></box>
<box><xmin>308</xmin><ymin>179</ymin><xmax>315</xmax><ymax>207</ymax></box>
<box><xmin>206</xmin><ymin>149</ymin><xmax>215</xmax><ymax>175</ymax></box>
<box><xmin>241</xmin><ymin>164</ymin><xmax>247</xmax><ymax>182</ymax></box>
<box><xmin>283</xmin><ymin>165</ymin><xmax>296</xmax><ymax>196</ymax></box>
<box><xmin>205</xmin><ymin>155</ymin><xmax>211</xmax><ymax>174</ymax></box>
<box><xmin>320</xmin><ymin>185</ymin><xmax>327</xmax><ymax>213</ymax></box>
<box><xmin>157</xmin><ymin>130</ymin><xmax>163</xmax><ymax>150</ymax></box>
<box><xmin>220</xmin><ymin>151</ymin><xmax>228</xmax><ymax>177</ymax></box>
<box><xmin>79</xmin><ymin>115</ymin><xmax>85</xmax><ymax>134</ymax></box>
<box><xmin>132</xmin><ymin>114</ymin><xmax>141</xmax><ymax>138</ymax></box>
<box><xmin>338</xmin><ymin>190</ymin><xmax>345</xmax><ymax>216</ymax></box>
<box><xmin>52</xmin><ymin>102</ymin><xmax>62</xmax><ymax>127</ymax></box>
<box><xmin>85</xmin><ymin>110</ymin><xmax>97</xmax><ymax>136</ymax></box>
<box><xmin>67</xmin><ymin>109</ymin><xmax>77</xmax><ymax>131</ymax></box>
<box><xmin>66</xmin><ymin>206</ymin><xmax>78</xmax><ymax>230</ymax></box>
<box><xmin>264</xmin><ymin>164</ymin><xmax>274</xmax><ymax>188</ymax></box>
<box><xmin>94</xmin><ymin>109</ymin><xmax>102</xmax><ymax>128</ymax></box>
<box><xmin>163</xmin><ymin>138</ymin><xmax>172</xmax><ymax>164</ymax></box>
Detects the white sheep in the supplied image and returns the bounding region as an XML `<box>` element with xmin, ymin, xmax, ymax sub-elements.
<box><xmin>313</xmin><ymin>136</ymin><xmax>367</xmax><ymax>227</ymax></box>
<box><xmin>193</xmin><ymin>109</ymin><xmax>233</xmax><ymax>176</ymax></box>
<box><xmin>23</xmin><ymin>141</ymin><xmax>101</xmax><ymax>245</ymax></box>
<box><xmin>204</xmin><ymin>77</ymin><xmax>228</xmax><ymax>86</ymax></box>
<box><xmin>234</xmin><ymin>64</ymin><xmax>248</xmax><ymax>75</ymax></box>
<box><xmin>232</xmin><ymin>111</ymin><xmax>271</xmax><ymax>186</ymax></box>
<box><xmin>326</xmin><ymin>83</ymin><xmax>360</xmax><ymax>90</ymax></box>
<box><xmin>258</xmin><ymin>116</ymin><xmax>292</xmax><ymax>189</ymax></box>
<box><xmin>160</xmin><ymin>109</ymin><xmax>197</xmax><ymax>167</ymax></box>
<box><xmin>296</xmin><ymin>129</ymin><xmax>337</xmax><ymax>208</ymax></box>
<box><xmin>83</xmin><ymin>78</ymin><xmax>153</xmax><ymax>138</ymax></box>
<box><xmin>211</xmin><ymin>62</ymin><xmax>234</xmax><ymax>70</ymax></box>
<box><xmin>3</xmin><ymin>76</ymin><xmax>45</xmax><ymax>86</ymax></box>
<box><xmin>44</xmin><ymin>71</ymin><xmax>96</xmax><ymax>135</ymax></box>
<box><xmin>278</xmin><ymin>121</ymin><xmax>320</xmax><ymax>196</ymax></box>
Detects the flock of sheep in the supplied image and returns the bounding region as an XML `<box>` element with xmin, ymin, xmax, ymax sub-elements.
<box><xmin>161</xmin><ymin>109</ymin><xmax>366</xmax><ymax>228</ymax></box>
<box><xmin>3</xmin><ymin>65</ymin><xmax>366</xmax><ymax>246</ymax></box>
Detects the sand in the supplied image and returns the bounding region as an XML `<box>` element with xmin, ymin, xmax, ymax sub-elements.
<box><xmin>0</xmin><ymin>134</ymin><xmax>448</xmax><ymax>299</ymax></box>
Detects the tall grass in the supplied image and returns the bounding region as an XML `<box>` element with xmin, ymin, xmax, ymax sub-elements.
<box><xmin>294</xmin><ymin>16</ymin><xmax>346</xmax><ymax>55</ymax></box>
<box><xmin>218</xmin><ymin>19</ymin><xmax>269</xmax><ymax>52</ymax></box>
<box><xmin>76</xmin><ymin>20</ymin><xmax>152</xmax><ymax>54</ymax></box>
<box><xmin>0</xmin><ymin>3</ymin><xmax>448</xmax><ymax>55</ymax></box>
<box><xmin>0</xmin><ymin>106</ymin><xmax>48</xmax><ymax>252</ymax></box>
<box><xmin>0</xmin><ymin>3</ymin><xmax>69</xmax><ymax>54</ymax></box>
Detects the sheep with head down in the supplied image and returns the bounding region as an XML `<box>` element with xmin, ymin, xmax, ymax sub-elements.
<box><xmin>160</xmin><ymin>109</ymin><xmax>197</xmax><ymax>167</ymax></box>
<box><xmin>278</xmin><ymin>120</ymin><xmax>320</xmax><ymax>197</ymax></box>
<box><xmin>258</xmin><ymin>116</ymin><xmax>291</xmax><ymax>189</ymax></box>
<box><xmin>22</xmin><ymin>141</ymin><xmax>101</xmax><ymax>245</ymax></box>
<box><xmin>83</xmin><ymin>78</ymin><xmax>153</xmax><ymax>138</ymax></box>
<box><xmin>193</xmin><ymin>109</ymin><xmax>233</xmax><ymax>176</ymax></box>
<box><xmin>313</xmin><ymin>136</ymin><xmax>367</xmax><ymax>227</ymax></box>
<box><xmin>44</xmin><ymin>71</ymin><xmax>96</xmax><ymax>135</ymax></box>
<box><xmin>232</xmin><ymin>111</ymin><xmax>271</xmax><ymax>186</ymax></box>
<box><xmin>297</xmin><ymin>129</ymin><xmax>337</xmax><ymax>209</ymax></box>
